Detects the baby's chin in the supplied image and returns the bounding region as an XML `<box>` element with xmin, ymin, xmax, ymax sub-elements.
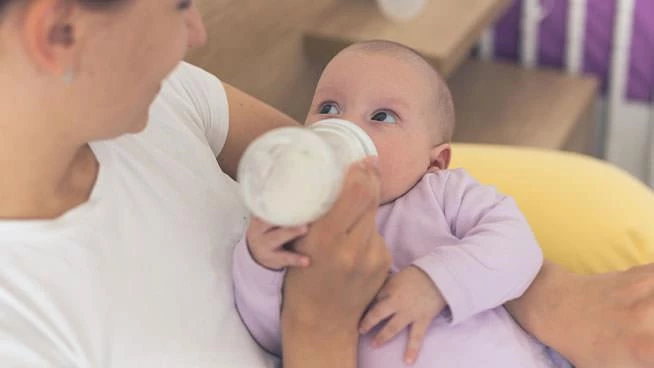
<box><xmin>379</xmin><ymin>190</ymin><xmax>402</xmax><ymax>206</ymax></box>
<box><xmin>380</xmin><ymin>180</ymin><xmax>424</xmax><ymax>205</ymax></box>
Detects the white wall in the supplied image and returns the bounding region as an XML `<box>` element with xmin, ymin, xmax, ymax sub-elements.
<box><xmin>603</xmin><ymin>99</ymin><xmax>653</xmax><ymax>186</ymax></box>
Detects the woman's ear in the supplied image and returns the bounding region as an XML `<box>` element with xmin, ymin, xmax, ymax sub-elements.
<box><xmin>429</xmin><ymin>143</ymin><xmax>451</xmax><ymax>171</ymax></box>
<box><xmin>21</xmin><ymin>0</ymin><xmax>77</xmax><ymax>75</ymax></box>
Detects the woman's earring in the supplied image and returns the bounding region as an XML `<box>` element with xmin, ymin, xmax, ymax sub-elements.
<box><xmin>62</xmin><ymin>68</ymin><xmax>75</xmax><ymax>85</ymax></box>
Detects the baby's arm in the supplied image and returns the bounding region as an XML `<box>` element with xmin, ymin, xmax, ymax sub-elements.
<box><xmin>232</xmin><ymin>236</ymin><xmax>285</xmax><ymax>356</ymax></box>
<box><xmin>413</xmin><ymin>169</ymin><xmax>543</xmax><ymax>324</ymax></box>
<box><xmin>232</xmin><ymin>219</ymin><xmax>308</xmax><ymax>356</ymax></box>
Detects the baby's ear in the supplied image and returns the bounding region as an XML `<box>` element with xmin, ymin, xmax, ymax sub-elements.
<box><xmin>429</xmin><ymin>143</ymin><xmax>451</xmax><ymax>171</ymax></box>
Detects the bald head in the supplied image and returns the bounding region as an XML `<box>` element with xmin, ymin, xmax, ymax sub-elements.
<box><xmin>338</xmin><ymin>40</ymin><xmax>455</xmax><ymax>144</ymax></box>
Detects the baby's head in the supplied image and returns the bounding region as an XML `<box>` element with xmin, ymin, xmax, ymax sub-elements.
<box><xmin>306</xmin><ymin>40</ymin><xmax>455</xmax><ymax>204</ymax></box>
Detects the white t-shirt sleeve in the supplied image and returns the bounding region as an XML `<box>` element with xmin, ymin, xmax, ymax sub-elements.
<box><xmin>163</xmin><ymin>62</ymin><xmax>231</xmax><ymax>157</ymax></box>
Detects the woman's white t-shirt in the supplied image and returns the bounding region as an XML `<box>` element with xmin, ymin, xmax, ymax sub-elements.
<box><xmin>0</xmin><ymin>62</ymin><xmax>276</xmax><ymax>367</ymax></box>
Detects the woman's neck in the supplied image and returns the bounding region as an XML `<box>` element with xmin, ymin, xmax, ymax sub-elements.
<box><xmin>0</xmin><ymin>130</ymin><xmax>99</xmax><ymax>220</ymax></box>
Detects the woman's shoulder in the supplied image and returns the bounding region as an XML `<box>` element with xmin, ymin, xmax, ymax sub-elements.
<box><xmin>148</xmin><ymin>62</ymin><xmax>230</xmax><ymax>156</ymax></box>
<box><xmin>160</xmin><ymin>62</ymin><xmax>227</xmax><ymax>111</ymax></box>
<box><xmin>166</xmin><ymin>62</ymin><xmax>221</xmax><ymax>90</ymax></box>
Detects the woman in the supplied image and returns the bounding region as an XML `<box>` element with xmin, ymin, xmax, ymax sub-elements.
<box><xmin>0</xmin><ymin>0</ymin><xmax>651</xmax><ymax>367</ymax></box>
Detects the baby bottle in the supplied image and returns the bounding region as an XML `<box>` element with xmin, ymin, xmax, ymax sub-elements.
<box><xmin>237</xmin><ymin>118</ymin><xmax>378</xmax><ymax>226</ymax></box>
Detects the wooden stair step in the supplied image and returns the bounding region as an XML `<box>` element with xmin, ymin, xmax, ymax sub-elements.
<box><xmin>448</xmin><ymin>60</ymin><xmax>599</xmax><ymax>155</ymax></box>
<box><xmin>303</xmin><ymin>0</ymin><xmax>512</xmax><ymax>77</ymax></box>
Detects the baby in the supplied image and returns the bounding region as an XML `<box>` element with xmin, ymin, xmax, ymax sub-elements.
<box><xmin>233</xmin><ymin>40</ymin><xmax>569</xmax><ymax>367</ymax></box>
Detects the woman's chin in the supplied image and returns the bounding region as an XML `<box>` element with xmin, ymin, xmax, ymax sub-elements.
<box><xmin>114</xmin><ymin>110</ymin><xmax>150</xmax><ymax>137</ymax></box>
<box><xmin>129</xmin><ymin>111</ymin><xmax>150</xmax><ymax>134</ymax></box>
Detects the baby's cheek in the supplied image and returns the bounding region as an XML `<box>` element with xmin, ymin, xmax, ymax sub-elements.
<box><xmin>378</xmin><ymin>164</ymin><xmax>407</xmax><ymax>202</ymax></box>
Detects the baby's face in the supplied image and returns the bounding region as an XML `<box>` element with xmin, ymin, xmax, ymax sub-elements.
<box><xmin>306</xmin><ymin>51</ymin><xmax>440</xmax><ymax>203</ymax></box>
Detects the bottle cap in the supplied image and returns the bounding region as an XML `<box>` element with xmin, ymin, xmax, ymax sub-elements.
<box><xmin>237</xmin><ymin>127</ymin><xmax>341</xmax><ymax>226</ymax></box>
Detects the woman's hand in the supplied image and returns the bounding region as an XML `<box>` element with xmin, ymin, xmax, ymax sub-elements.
<box><xmin>564</xmin><ymin>264</ymin><xmax>654</xmax><ymax>367</ymax></box>
<box><xmin>281</xmin><ymin>157</ymin><xmax>392</xmax><ymax>368</ymax></box>
<box><xmin>508</xmin><ymin>261</ymin><xmax>654</xmax><ymax>368</ymax></box>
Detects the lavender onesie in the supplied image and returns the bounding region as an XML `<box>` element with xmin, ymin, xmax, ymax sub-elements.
<box><xmin>233</xmin><ymin>169</ymin><xmax>568</xmax><ymax>367</ymax></box>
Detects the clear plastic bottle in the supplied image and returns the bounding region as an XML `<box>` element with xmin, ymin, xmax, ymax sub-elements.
<box><xmin>237</xmin><ymin>118</ymin><xmax>378</xmax><ymax>226</ymax></box>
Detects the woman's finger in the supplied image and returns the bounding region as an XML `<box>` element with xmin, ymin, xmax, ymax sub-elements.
<box><xmin>316</xmin><ymin>158</ymin><xmax>380</xmax><ymax>237</ymax></box>
<box><xmin>359</xmin><ymin>296</ymin><xmax>396</xmax><ymax>334</ymax></box>
<box><xmin>404</xmin><ymin>319</ymin><xmax>430</xmax><ymax>365</ymax></box>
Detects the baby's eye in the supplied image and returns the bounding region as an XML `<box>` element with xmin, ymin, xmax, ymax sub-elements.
<box><xmin>318</xmin><ymin>103</ymin><xmax>340</xmax><ymax>115</ymax></box>
<box><xmin>177</xmin><ymin>0</ymin><xmax>193</xmax><ymax>10</ymax></box>
<box><xmin>371</xmin><ymin>110</ymin><xmax>398</xmax><ymax>124</ymax></box>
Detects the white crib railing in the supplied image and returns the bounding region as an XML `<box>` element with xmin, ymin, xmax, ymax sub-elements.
<box><xmin>566</xmin><ymin>0</ymin><xmax>586</xmax><ymax>75</ymax></box>
<box><xmin>649</xmin><ymin>104</ymin><xmax>654</xmax><ymax>187</ymax></box>
<box><xmin>520</xmin><ymin>0</ymin><xmax>541</xmax><ymax>69</ymax></box>
<box><xmin>517</xmin><ymin>0</ymin><xmax>639</xmax><ymax>165</ymax></box>
<box><xmin>479</xmin><ymin>28</ymin><xmax>495</xmax><ymax>61</ymax></box>
<box><xmin>606</xmin><ymin>0</ymin><xmax>636</xmax><ymax>162</ymax></box>
<box><xmin>483</xmin><ymin>0</ymin><xmax>649</xmax><ymax>183</ymax></box>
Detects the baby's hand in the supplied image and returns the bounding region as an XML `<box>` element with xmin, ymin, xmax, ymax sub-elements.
<box><xmin>246</xmin><ymin>217</ymin><xmax>310</xmax><ymax>271</ymax></box>
<box><xmin>359</xmin><ymin>266</ymin><xmax>446</xmax><ymax>365</ymax></box>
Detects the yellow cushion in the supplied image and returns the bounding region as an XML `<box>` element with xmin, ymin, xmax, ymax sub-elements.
<box><xmin>450</xmin><ymin>144</ymin><xmax>654</xmax><ymax>274</ymax></box>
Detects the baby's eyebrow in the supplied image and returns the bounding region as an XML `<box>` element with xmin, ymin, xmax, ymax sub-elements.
<box><xmin>376</xmin><ymin>97</ymin><xmax>410</xmax><ymax>111</ymax></box>
<box><xmin>314</xmin><ymin>84</ymin><xmax>344</xmax><ymax>97</ymax></box>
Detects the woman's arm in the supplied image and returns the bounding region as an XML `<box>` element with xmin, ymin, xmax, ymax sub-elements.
<box><xmin>504</xmin><ymin>260</ymin><xmax>576</xmax><ymax>356</ymax></box>
<box><xmin>217</xmin><ymin>83</ymin><xmax>299</xmax><ymax>179</ymax></box>
<box><xmin>282</xmin><ymin>160</ymin><xmax>392</xmax><ymax>368</ymax></box>
<box><xmin>506</xmin><ymin>260</ymin><xmax>654</xmax><ymax>367</ymax></box>
<box><xmin>281</xmin><ymin>313</ymin><xmax>359</xmax><ymax>368</ymax></box>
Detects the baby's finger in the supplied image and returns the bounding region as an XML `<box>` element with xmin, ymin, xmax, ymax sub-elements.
<box><xmin>373</xmin><ymin>314</ymin><xmax>410</xmax><ymax>347</ymax></box>
<box><xmin>404</xmin><ymin>320</ymin><xmax>430</xmax><ymax>365</ymax></box>
<box><xmin>268</xmin><ymin>249</ymin><xmax>310</xmax><ymax>269</ymax></box>
<box><xmin>359</xmin><ymin>297</ymin><xmax>396</xmax><ymax>335</ymax></box>
<box><xmin>265</xmin><ymin>225</ymin><xmax>308</xmax><ymax>248</ymax></box>
<box><xmin>249</xmin><ymin>217</ymin><xmax>276</xmax><ymax>233</ymax></box>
